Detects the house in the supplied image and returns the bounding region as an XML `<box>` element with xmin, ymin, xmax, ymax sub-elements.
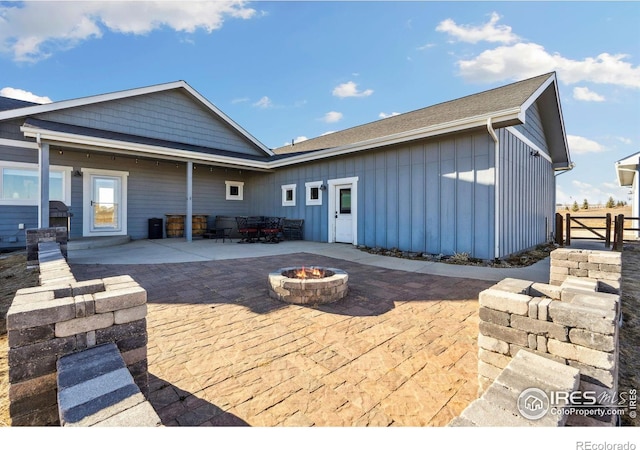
<box><xmin>0</xmin><ymin>72</ymin><xmax>572</xmax><ymax>260</ymax></box>
<box><xmin>616</xmin><ymin>151</ymin><xmax>639</xmax><ymax>238</ymax></box>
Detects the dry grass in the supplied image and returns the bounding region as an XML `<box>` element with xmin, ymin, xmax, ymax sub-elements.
<box><xmin>0</xmin><ymin>252</ymin><xmax>39</xmax><ymax>427</ymax></box>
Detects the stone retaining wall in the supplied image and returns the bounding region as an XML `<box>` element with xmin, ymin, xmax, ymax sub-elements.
<box><xmin>6</xmin><ymin>242</ymin><xmax>149</xmax><ymax>426</ymax></box>
<box><xmin>26</xmin><ymin>227</ymin><xmax>68</xmax><ymax>268</ymax></box>
<box><xmin>477</xmin><ymin>249</ymin><xmax>622</xmax><ymax>426</ymax></box>
<box><xmin>550</xmin><ymin>248</ymin><xmax>622</xmax><ymax>294</ymax></box>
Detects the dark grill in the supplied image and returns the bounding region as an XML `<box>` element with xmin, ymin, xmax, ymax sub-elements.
<box><xmin>49</xmin><ymin>201</ymin><xmax>73</xmax><ymax>230</ymax></box>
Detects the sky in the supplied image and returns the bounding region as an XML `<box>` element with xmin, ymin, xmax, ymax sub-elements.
<box><xmin>0</xmin><ymin>0</ymin><xmax>639</xmax><ymax>208</ymax></box>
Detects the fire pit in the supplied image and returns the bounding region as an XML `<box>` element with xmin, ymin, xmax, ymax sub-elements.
<box><xmin>268</xmin><ymin>266</ymin><xmax>348</xmax><ymax>305</ymax></box>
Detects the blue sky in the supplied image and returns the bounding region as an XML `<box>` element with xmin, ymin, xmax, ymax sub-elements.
<box><xmin>1</xmin><ymin>1</ymin><xmax>639</xmax><ymax>207</ymax></box>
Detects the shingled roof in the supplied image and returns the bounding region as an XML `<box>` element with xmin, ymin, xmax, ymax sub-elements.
<box><xmin>0</xmin><ymin>96</ymin><xmax>39</xmax><ymax>112</ymax></box>
<box><xmin>274</xmin><ymin>73</ymin><xmax>555</xmax><ymax>155</ymax></box>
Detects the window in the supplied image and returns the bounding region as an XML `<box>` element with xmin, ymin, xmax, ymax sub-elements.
<box><xmin>305</xmin><ymin>181</ymin><xmax>323</xmax><ymax>206</ymax></box>
<box><xmin>281</xmin><ymin>184</ymin><xmax>296</xmax><ymax>207</ymax></box>
<box><xmin>0</xmin><ymin>162</ymin><xmax>71</xmax><ymax>206</ymax></box>
<box><xmin>225</xmin><ymin>181</ymin><xmax>244</xmax><ymax>201</ymax></box>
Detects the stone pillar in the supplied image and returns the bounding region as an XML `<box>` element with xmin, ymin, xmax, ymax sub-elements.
<box><xmin>7</xmin><ymin>243</ymin><xmax>149</xmax><ymax>426</ymax></box>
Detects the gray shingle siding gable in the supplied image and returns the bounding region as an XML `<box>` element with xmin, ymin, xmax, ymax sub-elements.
<box><xmin>513</xmin><ymin>101</ymin><xmax>550</xmax><ymax>155</ymax></box>
<box><xmin>34</xmin><ymin>90</ymin><xmax>264</xmax><ymax>157</ymax></box>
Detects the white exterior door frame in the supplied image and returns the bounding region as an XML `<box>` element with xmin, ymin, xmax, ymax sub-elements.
<box><xmin>82</xmin><ymin>168</ymin><xmax>129</xmax><ymax>237</ymax></box>
<box><xmin>327</xmin><ymin>176</ymin><xmax>358</xmax><ymax>245</ymax></box>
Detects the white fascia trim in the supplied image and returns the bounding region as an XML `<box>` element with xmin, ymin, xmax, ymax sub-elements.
<box><xmin>519</xmin><ymin>73</ymin><xmax>556</xmax><ymax>121</ymax></box>
<box><xmin>505</xmin><ymin>127</ymin><xmax>553</xmax><ymax>164</ymax></box>
<box><xmin>0</xmin><ymin>138</ymin><xmax>38</xmax><ymax>149</ymax></box>
<box><xmin>180</xmin><ymin>84</ymin><xmax>273</xmax><ymax>156</ymax></box>
<box><xmin>269</xmin><ymin>108</ymin><xmax>522</xmax><ymax>169</ymax></box>
<box><xmin>518</xmin><ymin>73</ymin><xmax>572</xmax><ymax>169</ymax></box>
<box><xmin>20</xmin><ymin>126</ymin><xmax>272</xmax><ymax>172</ymax></box>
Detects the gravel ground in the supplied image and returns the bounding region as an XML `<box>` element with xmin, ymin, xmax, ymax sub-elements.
<box><xmin>619</xmin><ymin>243</ymin><xmax>640</xmax><ymax>427</ymax></box>
<box><xmin>0</xmin><ymin>252</ymin><xmax>39</xmax><ymax>426</ymax></box>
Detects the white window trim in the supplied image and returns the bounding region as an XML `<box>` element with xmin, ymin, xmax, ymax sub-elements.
<box><xmin>0</xmin><ymin>161</ymin><xmax>72</xmax><ymax>206</ymax></box>
<box><xmin>281</xmin><ymin>183</ymin><xmax>296</xmax><ymax>207</ymax></box>
<box><xmin>225</xmin><ymin>180</ymin><xmax>244</xmax><ymax>201</ymax></box>
<box><xmin>305</xmin><ymin>181</ymin><xmax>323</xmax><ymax>206</ymax></box>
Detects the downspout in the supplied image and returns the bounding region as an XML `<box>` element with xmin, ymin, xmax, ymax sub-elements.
<box><xmin>487</xmin><ymin>118</ymin><xmax>500</xmax><ymax>260</ymax></box>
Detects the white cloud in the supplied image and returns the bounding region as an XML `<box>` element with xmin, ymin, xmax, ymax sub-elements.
<box><xmin>322</xmin><ymin>111</ymin><xmax>343</xmax><ymax>123</ymax></box>
<box><xmin>379</xmin><ymin>112</ymin><xmax>400</xmax><ymax>119</ymax></box>
<box><xmin>567</xmin><ymin>135</ymin><xmax>606</xmax><ymax>154</ymax></box>
<box><xmin>332</xmin><ymin>81</ymin><xmax>373</xmax><ymax>98</ymax></box>
<box><xmin>417</xmin><ymin>43</ymin><xmax>436</xmax><ymax>51</ymax></box>
<box><xmin>253</xmin><ymin>96</ymin><xmax>272</xmax><ymax>109</ymax></box>
<box><xmin>231</xmin><ymin>97</ymin><xmax>249</xmax><ymax>104</ymax></box>
<box><xmin>573</xmin><ymin>87</ymin><xmax>605</xmax><ymax>102</ymax></box>
<box><xmin>0</xmin><ymin>87</ymin><xmax>52</xmax><ymax>104</ymax></box>
<box><xmin>436</xmin><ymin>12</ymin><xmax>520</xmax><ymax>44</ymax></box>
<box><xmin>0</xmin><ymin>1</ymin><xmax>256</xmax><ymax>62</ymax></box>
<box><xmin>617</xmin><ymin>136</ymin><xmax>632</xmax><ymax>145</ymax></box>
<box><xmin>455</xmin><ymin>42</ymin><xmax>640</xmax><ymax>89</ymax></box>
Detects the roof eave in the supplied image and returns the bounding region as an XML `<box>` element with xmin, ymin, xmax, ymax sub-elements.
<box><xmin>269</xmin><ymin>108</ymin><xmax>522</xmax><ymax>168</ymax></box>
<box><xmin>20</xmin><ymin>125</ymin><xmax>273</xmax><ymax>172</ymax></box>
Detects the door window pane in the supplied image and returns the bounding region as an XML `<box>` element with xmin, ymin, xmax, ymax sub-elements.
<box><xmin>339</xmin><ymin>188</ymin><xmax>351</xmax><ymax>214</ymax></box>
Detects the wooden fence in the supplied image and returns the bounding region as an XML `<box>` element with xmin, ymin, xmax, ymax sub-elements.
<box><xmin>555</xmin><ymin>213</ymin><xmax>640</xmax><ymax>251</ymax></box>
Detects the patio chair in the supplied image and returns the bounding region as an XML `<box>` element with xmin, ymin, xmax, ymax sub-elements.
<box><xmin>236</xmin><ymin>216</ymin><xmax>259</xmax><ymax>243</ymax></box>
<box><xmin>282</xmin><ymin>219</ymin><xmax>304</xmax><ymax>240</ymax></box>
<box><xmin>261</xmin><ymin>217</ymin><xmax>284</xmax><ymax>243</ymax></box>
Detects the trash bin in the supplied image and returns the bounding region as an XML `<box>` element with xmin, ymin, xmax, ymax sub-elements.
<box><xmin>148</xmin><ymin>218</ymin><xmax>163</xmax><ymax>239</ymax></box>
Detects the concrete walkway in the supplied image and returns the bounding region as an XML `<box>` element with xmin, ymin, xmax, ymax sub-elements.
<box><xmin>68</xmin><ymin>238</ymin><xmax>551</xmax><ymax>283</ymax></box>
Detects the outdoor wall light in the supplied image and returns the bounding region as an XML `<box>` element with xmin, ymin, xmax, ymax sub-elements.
<box><xmin>319</xmin><ymin>184</ymin><xmax>327</xmax><ymax>191</ymax></box>
<box><xmin>530</xmin><ymin>150</ymin><xmax>540</xmax><ymax>158</ymax></box>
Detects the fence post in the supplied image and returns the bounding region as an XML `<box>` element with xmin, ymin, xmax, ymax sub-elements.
<box><xmin>565</xmin><ymin>213</ymin><xmax>571</xmax><ymax>246</ymax></box>
<box><xmin>605</xmin><ymin>213</ymin><xmax>611</xmax><ymax>248</ymax></box>
<box><xmin>614</xmin><ymin>214</ymin><xmax>625</xmax><ymax>251</ymax></box>
<box><xmin>555</xmin><ymin>213</ymin><xmax>564</xmax><ymax>246</ymax></box>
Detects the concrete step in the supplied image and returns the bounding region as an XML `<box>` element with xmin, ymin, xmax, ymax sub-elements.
<box><xmin>67</xmin><ymin>235</ymin><xmax>131</xmax><ymax>251</ymax></box>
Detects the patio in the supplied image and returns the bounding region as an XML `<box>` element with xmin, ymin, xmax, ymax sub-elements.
<box><xmin>70</xmin><ymin>250</ymin><xmax>494</xmax><ymax>426</ymax></box>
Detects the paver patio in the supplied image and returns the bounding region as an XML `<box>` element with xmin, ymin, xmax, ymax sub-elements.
<box><xmin>71</xmin><ymin>252</ymin><xmax>493</xmax><ymax>426</ymax></box>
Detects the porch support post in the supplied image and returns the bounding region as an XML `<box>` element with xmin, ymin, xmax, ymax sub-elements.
<box><xmin>38</xmin><ymin>139</ymin><xmax>50</xmax><ymax>228</ymax></box>
<box><xmin>185</xmin><ymin>161</ymin><xmax>193</xmax><ymax>242</ymax></box>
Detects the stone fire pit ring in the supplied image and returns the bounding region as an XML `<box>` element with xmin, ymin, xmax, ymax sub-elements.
<box><xmin>268</xmin><ymin>267</ymin><xmax>348</xmax><ymax>305</ymax></box>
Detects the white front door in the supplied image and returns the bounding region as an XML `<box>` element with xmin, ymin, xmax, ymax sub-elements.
<box><xmin>328</xmin><ymin>176</ymin><xmax>358</xmax><ymax>245</ymax></box>
<box><xmin>82</xmin><ymin>168</ymin><xmax>128</xmax><ymax>236</ymax></box>
<box><xmin>335</xmin><ymin>185</ymin><xmax>353</xmax><ymax>243</ymax></box>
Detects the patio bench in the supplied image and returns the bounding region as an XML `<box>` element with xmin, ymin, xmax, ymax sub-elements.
<box><xmin>283</xmin><ymin>219</ymin><xmax>304</xmax><ymax>240</ymax></box>
<box><xmin>203</xmin><ymin>227</ymin><xmax>232</xmax><ymax>242</ymax></box>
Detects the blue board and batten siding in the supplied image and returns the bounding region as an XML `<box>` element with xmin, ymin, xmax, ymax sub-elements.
<box><xmin>248</xmin><ymin>130</ymin><xmax>497</xmax><ymax>259</ymax></box>
<box><xmin>498</xmin><ymin>127</ymin><xmax>555</xmax><ymax>258</ymax></box>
